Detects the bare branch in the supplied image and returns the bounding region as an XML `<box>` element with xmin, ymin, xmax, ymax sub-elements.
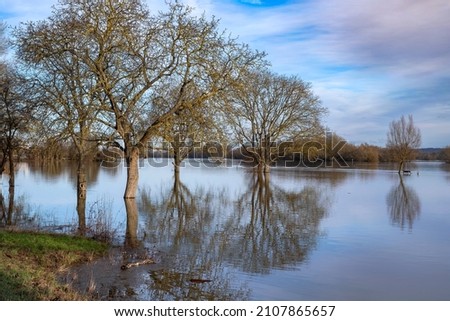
<box><xmin>386</xmin><ymin>114</ymin><xmax>421</xmax><ymax>173</ymax></box>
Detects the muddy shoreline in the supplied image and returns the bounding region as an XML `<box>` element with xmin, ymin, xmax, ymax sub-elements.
<box><xmin>62</xmin><ymin>246</ymin><xmax>164</xmax><ymax>300</ymax></box>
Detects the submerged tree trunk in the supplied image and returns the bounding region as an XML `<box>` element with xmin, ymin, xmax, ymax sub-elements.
<box><xmin>398</xmin><ymin>160</ymin><xmax>405</xmax><ymax>174</ymax></box>
<box><xmin>7</xmin><ymin>184</ymin><xmax>14</xmax><ymax>225</ymax></box>
<box><xmin>76</xmin><ymin>156</ymin><xmax>87</xmax><ymax>234</ymax></box>
<box><xmin>255</xmin><ymin>156</ymin><xmax>271</xmax><ymax>174</ymax></box>
<box><xmin>257</xmin><ymin>162</ymin><xmax>270</xmax><ymax>174</ymax></box>
<box><xmin>174</xmin><ymin>169</ymin><xmax>180</xmax><ymax>186</ymax></box>
<box><xmin>124</xmin><ymin>198</ymin><xmax>139</xmax><ymax>248</ymax></box>
<box><xmin>172</xmin><ymin>137</ymin><xmax>189</xmax><ymax>175</ymax></box>
<box><xmin>4</xmin><ymin>149</ymin><xmax>16</xmax><ymax>225</ymax></box>
<box><xmin>8</xmin><ymin>149</ymin><xmax>15</xmax><ymax>188</ymax></box>
<box><xmin>173</xmin><ymin>150</ymin><xmax>181</xmax><ymax>174</ymax></box>
<box><xmin>0</xmin><ymin>192</ymin><xmax>5</xmax><ymax>225</ymax></box>
<box><xmin>124</xmin><ymin>146</ymin><xmax>140</xmax><ymax>199</ymax></box>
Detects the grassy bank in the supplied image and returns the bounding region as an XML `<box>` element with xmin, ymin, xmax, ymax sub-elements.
<box><xmin>0</xmin><ymin>230</ymin><xmax>108</xmax><ymax>300</ymax></box>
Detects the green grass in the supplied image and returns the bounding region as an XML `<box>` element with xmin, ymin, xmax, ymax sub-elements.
<box><xmin>0</xmin><ymin>230</ymin><xmax>108</xmax><ymax>300</ymax></box>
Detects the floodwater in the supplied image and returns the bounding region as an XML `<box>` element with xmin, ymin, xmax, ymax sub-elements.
<box><xmin>2</xmin><ymin>160</ymin><xmax>450</xmax><ymax>300</ymax></box>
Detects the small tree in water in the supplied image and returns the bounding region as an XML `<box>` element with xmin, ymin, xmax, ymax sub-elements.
<box><xmin>225</xmin><ymin>69</ymin><xmax>325</xmax><ymax>173</ymax></box>
<box><xmin>386</xmin><ymin>115</ymin><xmax>421</xmax><ymax>174</ymax></box>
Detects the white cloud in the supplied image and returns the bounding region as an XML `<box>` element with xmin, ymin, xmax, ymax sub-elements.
<box><xmin>223</xmin><ymin>0</ymin><xmax>450</xmax><ymax>146</ymax></box>
<box><xmin>314</xmin><ymin>0</ymin><xmax>450</xmax><ymax>78</ymax></box>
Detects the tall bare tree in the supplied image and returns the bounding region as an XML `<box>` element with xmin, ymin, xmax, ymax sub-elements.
<box><xmin>386</xmin><ymin>114</ymin><xmax>421</xmax><ymax>173</ymax></box>
<box><xmin>0</xmin><ymin>61</ymin><xmax>35</xmax><ymax>229</ymax></box>
<box><xmin>14</xmin><ymin>10</ymin><xmax>108</xmax><ymax>233</ymax></box>
<box><xmin>17</xmin><ymin>0</ymin><xmax>263</xmax><ymax>199</ymax></box>
<box><xmin>225</xmin><ymin>70</ymin><xmax>326</xmax><ymax>172</ymax></box>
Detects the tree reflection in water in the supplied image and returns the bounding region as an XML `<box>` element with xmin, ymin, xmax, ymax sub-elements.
<box><xmin>139</xmin><ymin>172</ymin><xmax>249</xmax><ymax>300</ymax></box>
<box><xmin>124</xmin><ymin>198</ymin><xmax>139</xmax><ymax>248</ymax></box>
<box><xmin>1</xmin><ymin>177</ymin><xmax>34</xmax><ymax>227</ymax></box>
<box><xmin>68</xmin><ymin>161</ymin><xmax>101</xmax><ymax>235</ymax></box>
<box><xmin>0</xmin><ymin>186</ymin><xmax>15</xmax><ymax>226</ymax></box>
<box><xmin>227</xmin><ymin>172</ymin><xmax>329</xmax><ymax>274</ymax></box>
<box><xmin>386</xmin><ymin>176</ymin><xmax>421</xmax><ymax>231</ymax></box>
<box><xmin>138</xmin><ymin>171</ymin><xmax>330</xmax><ymax>299</ymax></box>
<box><xmin>0</xmin><ymin>193</ymin><xmax>4</xmax><ymax>224</ymax></box>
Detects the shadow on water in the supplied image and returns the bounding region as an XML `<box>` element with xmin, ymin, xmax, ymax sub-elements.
<box><xmin>386</xmin><ymin>176</ymin><xmax>421</xmax><ymax>231</ymax></box>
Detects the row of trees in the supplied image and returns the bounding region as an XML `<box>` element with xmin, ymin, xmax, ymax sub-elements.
<box><xmin>2</xmin><ymin>0</ymin><xmax>447</xmax><ymax>201</ymax></box>
<box><xmin>1</xmin><ymin>0</ymin><xmax>326</xmax><ymax>201</ymax></box>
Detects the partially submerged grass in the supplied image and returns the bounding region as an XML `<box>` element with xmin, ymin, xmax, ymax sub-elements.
<box><xmin>0</xmin><ymin>230</ymin><xmax>108</xmax><ymax>300</ymax></box>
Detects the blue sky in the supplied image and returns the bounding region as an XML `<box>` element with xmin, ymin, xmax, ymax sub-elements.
<box><xmin>1</xmin><ymin>0</ymin><xmax>449</xmax><ymax>147</ymax></box>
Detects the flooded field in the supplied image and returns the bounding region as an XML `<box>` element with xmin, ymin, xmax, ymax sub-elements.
<box><xmin>2</xmin><ymin>160</ymin><xmax>450</xmax><ymax>300</ymax></box>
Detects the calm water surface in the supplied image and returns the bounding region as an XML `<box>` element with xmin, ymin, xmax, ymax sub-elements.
<box><xmin>2</xmin><ymin>160</ymin><xmax>450</xmax><ymax>300</ymax></box>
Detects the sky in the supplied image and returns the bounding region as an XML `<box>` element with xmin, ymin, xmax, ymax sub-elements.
<box><xmin>1</xmin><ymin>0</ymin><xmax>449</xmax><ymax>147</ymax></box>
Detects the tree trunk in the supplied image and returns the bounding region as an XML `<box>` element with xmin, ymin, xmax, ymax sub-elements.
<box><xmin>8</xmin><ymin>149</ymin><xmax>15</xmax><ymax>188</ymax></box>
<box><xmin>174</xmin><ymin>150</ymin><xmax>181</xmax><ymax>174</ymax></box>
<box><xmin>263</xmin><ymin>171</ymin><xmax>271</xmax><ymax>217</ymax></box>
<box><xmin>173</xmin><ymin>169</ymin><xmax>181</xmax><ymax>187</ymax></box>
<box><xmin>76</xmin><ymin>157</ymin><xmax>87</xmax><ymax>234</ymax></box>
<box><xmin>7</xmin><ymin>184</ymin><xmax>14</xmax><ymax>225</ymax></box>
<box><xmin>0</xmin><ymin>192</ymin><xmax>5</xmax><ymax>225</ymax></box>
<box><xmin>257</xmin><ymin>161</ymin><xmax>270</xmax><ymax>174</ymax></box>
<box><xmin>5</xmin><ymin>149</ymin><xmax>15</xmax><ymax>225</ymax></box>
<box><xmin>124</xmin><ymin>198</ymin><xmax>139</xmax><ymax>248</ymax></box>
<box><xmin>124</xmin><ymin>146</ymin><xmax>140</xmax><ymax>199</ymax></box>
<box><xmin>398</xmin><ymin>160</ymin><xmax>404</xmax><ymax>174</ymax></box>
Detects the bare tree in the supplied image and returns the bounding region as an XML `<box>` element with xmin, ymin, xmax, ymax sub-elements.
<box><xmin>0</xmin><ymin>65</ymin><xmax>33</xmax><ymax>188</ymax></box>
<box><xmin>0</xmin><ymin>61</ymin><xmax>34</xmax><ymax>232</ymax></box>
<box><xmin>386</xmin><ymin>115</ymin><xmax>421</xmax><ymax>173</ymax></box>
<box><xmin>18</xmin><ymin>0</ymin><xmax>263</xmax><ymax>199</ymax></box>
<box><xmin>225</xmin><ymin>70</ymin><xmax>326</xmax><ymax>172</ymax></box>
<box><xmin>14</xmin><ymin>11</ymin><xmax>108</xmax><ymax>233</ymax></box>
